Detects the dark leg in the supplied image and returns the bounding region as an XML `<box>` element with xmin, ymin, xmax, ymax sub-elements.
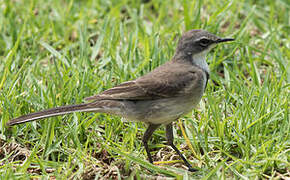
<box><xmin>166</xmin><ymin>123</ymin><xmax>197</xmax><ymax>172</ymax></box>
<box><xmin>142</xmin><ymin>123</ymin><xmax>161</xmax><ymax>163</ymax></box>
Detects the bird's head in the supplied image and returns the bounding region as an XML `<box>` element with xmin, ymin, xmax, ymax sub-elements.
<box><xmin>175</xmin><ymin>29</ymin><xmax>234</xmax><ymax>59</ymax></box>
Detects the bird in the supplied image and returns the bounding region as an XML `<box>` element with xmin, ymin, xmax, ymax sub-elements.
<box><xmin>7</xmin><ymin>29</ymin><xmax>234</xmax><ymax>172</ymax></box>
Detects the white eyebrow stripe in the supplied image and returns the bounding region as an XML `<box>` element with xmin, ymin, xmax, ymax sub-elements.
<box><xmin>195</xmin><ymin>36</ymin><xmax>209</xmax><ymax>41</ymax></box>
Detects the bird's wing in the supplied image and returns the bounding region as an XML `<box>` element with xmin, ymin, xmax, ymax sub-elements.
<box><xmin>85</xmin><ymin>80</ymin><xmax>155</xmax><ymax>101</ymax></box>
<box><xmin>85</xmin><ymin>62</ymin><xmax>205</xmax><ymax>101</ymax></box>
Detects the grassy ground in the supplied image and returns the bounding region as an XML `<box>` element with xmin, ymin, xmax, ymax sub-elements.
<box><xmin>0</xmin><ymin>0</ymin><xmax>289</xmax><ymax>179</ymax></box>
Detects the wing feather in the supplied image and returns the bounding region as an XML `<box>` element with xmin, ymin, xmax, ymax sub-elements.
<box><xmin>85</xmin><ymin>62</ymin><xmax>205</xmax><ymax>101</ymax></box>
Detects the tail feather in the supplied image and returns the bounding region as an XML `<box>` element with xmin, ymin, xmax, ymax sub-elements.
<box><xmin>7</xmin><ymin>103</ymin><xmax>101</xmax><ymax>126</ymax></box>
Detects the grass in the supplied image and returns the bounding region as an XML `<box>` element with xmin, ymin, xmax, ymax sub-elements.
<box><xmin>0</xmin><ymin>0</ymin><xmax>289</xmax><ymax>179</ymax></box>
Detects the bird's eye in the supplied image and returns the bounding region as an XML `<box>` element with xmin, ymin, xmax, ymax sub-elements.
<box><xmin>199</xmin><ymin>38</ymin><xmax>211</xmax><ymax>47</ymax></box>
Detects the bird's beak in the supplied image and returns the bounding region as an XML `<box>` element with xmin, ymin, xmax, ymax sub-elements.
<box><xmin>216</xmin><ymin>38</ymin><xmax>235</xmax><ymax>43</ymax></box>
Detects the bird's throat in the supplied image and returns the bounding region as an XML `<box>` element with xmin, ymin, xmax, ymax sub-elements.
<box><xmin>192</xmin><ymin>53</ymin><xmax>209</xmax><ymax>74</ymax></box>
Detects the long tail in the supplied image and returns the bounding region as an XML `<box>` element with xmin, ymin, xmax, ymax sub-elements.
<box><xmin>7</xmin><ymin>103</ymin><xmax>101</xmax><ymax>126</ymax></box>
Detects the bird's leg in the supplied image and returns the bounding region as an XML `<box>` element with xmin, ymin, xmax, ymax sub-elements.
<box><xmin>142</xmin><ymin>123</ymin><xmax>161</xmax><ymax>163</ymax></box>
<box><xmin>166</xmin><ymin>123</ymin><xmax>197</xmax><ymax>172</ymax></box>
